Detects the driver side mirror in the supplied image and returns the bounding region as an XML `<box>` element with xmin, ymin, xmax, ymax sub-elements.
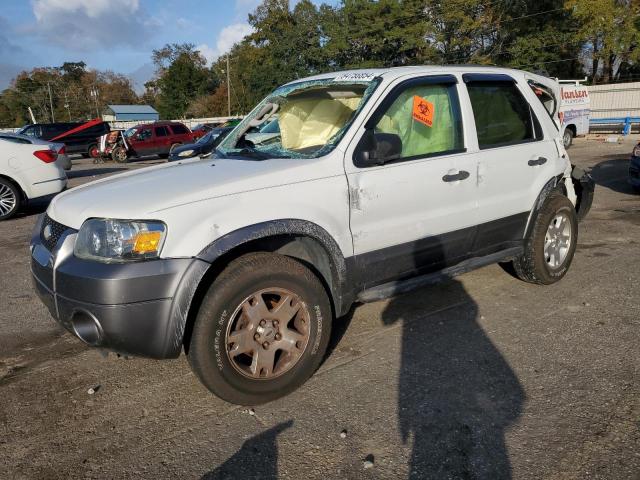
<box><xmin>353</xmin><ymin>130</ymin><xmax>402</xmax><ymax>168</ymax></box>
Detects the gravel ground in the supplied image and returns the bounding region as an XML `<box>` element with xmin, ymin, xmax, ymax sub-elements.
<box><xmin>0</xmin><ymin>140</ymin><xmax>638</xmax><ymax>480</ymax></box>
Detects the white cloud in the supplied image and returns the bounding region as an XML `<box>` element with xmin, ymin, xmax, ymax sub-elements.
<box><xmin>197</xmin><ymin>22</ymin><xmax>253</xmax><ymax>65</ymax></box>
<box><xmin>31</xmin><ymin>0</ymin><xmax>153</xmax><ymax>51</ymax></box>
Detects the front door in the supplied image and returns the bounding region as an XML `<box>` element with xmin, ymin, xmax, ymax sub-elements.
<box><xmin>345</xmin><ymin>75</ymin><xmax>478</xmax><ymax>288</ymax></box>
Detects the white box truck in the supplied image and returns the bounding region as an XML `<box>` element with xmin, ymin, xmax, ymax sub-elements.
<box><xmin>559</xmin><ymin>80</ymin><xmax>590</xmax><ymax>148</ymax></box>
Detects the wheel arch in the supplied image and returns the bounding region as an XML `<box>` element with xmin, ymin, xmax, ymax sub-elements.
<box><xmin>178</xmin><ymin>219</ymin><xmax>354</xmax><ymax>354</ymax></box>
<box><xmin>0</xmin><ymin>173</ymin><xmax>27</xmax><ymax>201</ymax></box>
<box><xmin>523</xmin><ymin>175</ymin><xmax>564</xmax><ymax>239</ymax></box>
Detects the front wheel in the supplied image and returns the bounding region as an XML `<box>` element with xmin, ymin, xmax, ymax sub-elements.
<box><xmin>512</xmin><ymin>193</ymin><xmax>578</xmax><ymax>284</ymax></box>
<box><xmin>188</xmin><ymin>253</ymin><xmax>332</xmax><ymax>405</ymax></box>
<box><xmin>112</xmin><ymin>146</ymin><xmax>128</xmax><ymax>163</ymax></box>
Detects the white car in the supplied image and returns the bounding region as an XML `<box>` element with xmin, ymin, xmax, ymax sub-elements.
<box><xmin>0</xmin><ymin>136</ymin><xmax>68</xmax><ymax>220</ymax></box>
<box><xmin>0</xmin><ymin>132</ymin><xmax>72</xmax><ymax>170</ymax></box>
<box><xmin>31</xmin><ymin>66</ymin><xmax>594</xmax><ymax>404</ymax></box>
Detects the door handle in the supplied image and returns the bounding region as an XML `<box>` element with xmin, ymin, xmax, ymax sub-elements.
<box><xmin>442</xmin><ymin>170</ymin><xmax>470</xmax><ymax>182</ymax></box>
<box><xmin>528</xmin><ymin>157</ymin><xmax>548</xmax><ymax>166</ymax></box>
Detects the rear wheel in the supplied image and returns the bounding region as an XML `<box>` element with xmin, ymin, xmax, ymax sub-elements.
<box><xmin>0</xmin><ymin>178</ymin><xmax>21</xmax><ymax>221</ymax></box>
<box><xmin>188</xmin><ymin>253</ymin><xmax>332</xmax><ymax>405</ymax></box>
<box><xmin>563</xmin><ymin>128</ymin><xmax>574</xmax><ymax>149</ymax></box>
<box><xmin>512</xmin><ymin>193</ymin><xmax>578</xmax><ymax>284</ymax></box>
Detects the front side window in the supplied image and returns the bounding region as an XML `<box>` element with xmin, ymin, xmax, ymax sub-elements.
<box><xmin>138</xmin><ymin>128</ymin><xmax>152</xmax><ymax>140</ymax></box>
<box><xmin>217</xmin><ymin>76</ymin><xmax>380</xmax><ymax>159</ymax></box>
<box><xmin>467</xmin><ymin>81</ymin><xmax>538</xmax><ymax>149</ymax></box>
<box><xmin>374</xmin><ymin>82</ymin><xmax>463</xmax><ymax>159</ymax></box>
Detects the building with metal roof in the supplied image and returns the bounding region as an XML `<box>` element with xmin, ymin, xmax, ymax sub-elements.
<box><xmin>102</xmin><ymin>105</ymin><xmax>159</xmax><ymax>122</ymax></box>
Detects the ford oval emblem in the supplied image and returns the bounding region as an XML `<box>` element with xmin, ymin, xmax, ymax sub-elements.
<box><xmin>43</xmin><ymin>224</ymin><xmax>52</xmax><ymax>241</ymax></box>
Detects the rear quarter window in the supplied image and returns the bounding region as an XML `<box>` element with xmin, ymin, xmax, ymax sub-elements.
<box><xmin>170</xmin><ymin>124</ymin><xmax>189</xmax><ymax>135</ymax></box>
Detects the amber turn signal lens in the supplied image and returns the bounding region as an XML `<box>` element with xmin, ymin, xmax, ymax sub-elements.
<box><xmin>133</xmin><ymin>231</ymin><xmax>162</xmax><ymax>254</ymax></box>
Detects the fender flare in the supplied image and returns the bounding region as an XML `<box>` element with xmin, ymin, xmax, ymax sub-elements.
<box><xmin>197</xmin><ymin>219</ymin><xmax>351</xmax><ymax>310</ymax></box>
<box><xmin>523</xmin><ymin>175</ymin><xmax>563</xmax><ymax>239</ymax></box>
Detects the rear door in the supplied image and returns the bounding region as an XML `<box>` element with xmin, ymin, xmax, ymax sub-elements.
<box><xmin>461</xmin><ymin>74</ymin><xmax>559</xmax><ymax>254</ymax></box>
<box><xmin>154</xmin><ymin>126</ymin><xmax>171</xmax><ymax>154</ymax></box>
<box><xmin>345</xmin><ymin>74</ymin><xmax>479</xmax><ymax>287</ymax></box>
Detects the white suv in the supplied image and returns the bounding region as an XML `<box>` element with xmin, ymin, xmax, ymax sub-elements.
<box><xmin>31</xmin><ymin>66</ymin><xmax>594</xmax><ymax>404</ymax></box>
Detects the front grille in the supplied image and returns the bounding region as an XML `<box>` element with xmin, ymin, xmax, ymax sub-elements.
<box><xmin>41</xmin><ymin>214</ymin><xmax>70</xmax><ymax>251</ymax></box>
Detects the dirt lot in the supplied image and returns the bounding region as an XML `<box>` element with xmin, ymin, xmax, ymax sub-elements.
<box><xmin>1</xmin><ymin>141</ymin><xmax>639</xmax><ymax>480</ymax></box>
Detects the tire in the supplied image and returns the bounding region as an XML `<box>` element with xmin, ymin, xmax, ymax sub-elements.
<box><xmin>0</xmin><ymin>178</ymin><xmax>21</xmax><ymax>221</ymax></box>
<box><xmin>512</xmin><ymin>193</ymin><xmax>578</xmax><ymax>285</ymax></box>
<box><xmin>188</xmin><ymin>252</ymin><xmax>332</xmax><ymax>405</ymax></box>
<box><xmin>112</xmin><ymin>146</ymin><xmax>128</xmax><ymax>163</ymax></box>
<box><xmin>563</xmin><ymin>128</ymin><xmax>574</xmax><ymax>149</ymax></box>
<box><xmin>87</xmin><ymin>144</ymin><xmax>99</xmax><ymax>159</ymax></box>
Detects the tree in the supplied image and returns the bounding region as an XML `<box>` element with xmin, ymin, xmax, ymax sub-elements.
<box><xmin>566</xmin><ymin>0</ymin><xmax>640</xmax><ymax>82</ymax></box>
<box><xmin>150</xmin><ymin>43</ymin><xmax>219</xmax><ymax>119</ymax></box>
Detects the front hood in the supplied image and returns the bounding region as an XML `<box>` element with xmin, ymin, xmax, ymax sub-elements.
<box><xmin>48</xmin><ymin>156</ymin><xmax>328</xmax><ymax>228</ymax></box>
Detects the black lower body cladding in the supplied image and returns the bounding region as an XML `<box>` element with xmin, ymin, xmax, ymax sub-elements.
<box><xmin>31</xmin><ymin>230</ymin><xmax>208</xmax><ymax>359</ymax></box>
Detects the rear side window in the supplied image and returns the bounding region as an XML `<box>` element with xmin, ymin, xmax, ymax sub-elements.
<box><xmin>170</xmin><ymin>124</ymin><xmax>189</xmax><ymax>135</ymax></box>
<box><xmin>374</xmin><ymin>83</ymin><xmax>463</xmax><ymax>159</ymax></box>
<box><xmin>155</xmin><ymin>126</ymin><xmax>169</xmax><ymax>137</ymax></box>
<box><xmin>467</xmin><ymin>81</ymin><xmax>540</xmax><ymax>149</ymax></box>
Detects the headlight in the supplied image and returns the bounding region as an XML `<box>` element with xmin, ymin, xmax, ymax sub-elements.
<box><xmin>178</xmin><ymin>149</ymin><xmax>195</xmax><ymax>157</ymax></box>
<box><xmin>74</xmin><ymin>219</ymin><xmax>166</xmax><ymax>263</ymax></box>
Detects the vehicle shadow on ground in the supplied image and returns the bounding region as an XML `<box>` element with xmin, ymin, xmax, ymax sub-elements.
<box><xmin>380</xmin><ymin>242</ymin><xmax>525</xmax><ymax>479</ymax></box>
<box><xmin>590</xmin><ymin>157</ymin><xmax>637</xmax><ymax>195</ymax></box>
<box><xmin>66</xmin><ymin>167</ymin><xmax>128</xmax><ymax>179</ymax></box>
<box><xmin>200</xmin><ymin>420</ymin><xmax>293</xmax><ymax>479</ymax></box>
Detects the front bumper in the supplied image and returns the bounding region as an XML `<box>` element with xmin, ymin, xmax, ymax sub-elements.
<box><xmin>629</xmin><ymin>156</ymin><xmax>640</xmax><ymax>187</ymax></box>
<box><xmin>571</xmin><ymin>165</ymin><xmax>595</xmax><ymax>221</ymax></box>
<box><xmin>30</xmin><ymin>214</ymin><xmax>209</xmax><ymax>359</ymax></box>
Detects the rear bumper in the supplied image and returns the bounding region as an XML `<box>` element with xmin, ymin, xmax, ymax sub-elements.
<box><xmin>30</xmin><ymin>214</ymin><xmax>209</xmax><ymax>359</ymax></box>
<box><xmin>571</xmin><ymin>165</ymin><xmax>595</xmax><ymax>221</ymax></box>
<box><xmin>30</xmin><ymin>177</ymin><xmax>67</xmax><ymax>199</ymax></box>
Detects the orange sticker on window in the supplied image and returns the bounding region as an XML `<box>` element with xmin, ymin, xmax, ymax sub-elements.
<box><xmin>412</xmin><ymin>96</ymin><xmax>434</xmax><ymax>127</ymax></box>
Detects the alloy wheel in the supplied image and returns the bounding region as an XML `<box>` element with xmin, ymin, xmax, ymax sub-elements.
<box><xmin>225</xmin><ymin>288</ymin><xmax>311</xmax><ymax>380</ymax></box>
<box><xmin>544</xmin><ymin>212</ymin><xmax>572</xmax><ymax>268</ymax></box>
<box><xmin>0</xmin><ymin>183</ymin><xmax>17</xmax><ymax>217</ymax></box>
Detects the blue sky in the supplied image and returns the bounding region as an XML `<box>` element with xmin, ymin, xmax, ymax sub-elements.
<box><xmin>0</xmin><ymin>0</ymin><xmax>338</xmax><ymax>92</ymax></box>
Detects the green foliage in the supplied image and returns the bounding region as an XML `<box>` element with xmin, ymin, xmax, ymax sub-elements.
<box><xmin>1</xmin><ymin>0</ymin><xmax>639</xmax><ymax>125</ymax></box>
<box><xmin>151</xmin><ymin>43</ymin><xmax>219</xmax><ymax>119</ymax></box>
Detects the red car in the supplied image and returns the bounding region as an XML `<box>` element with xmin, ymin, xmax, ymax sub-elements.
<box><xmin>113</xmin><ymin>121</ymin><xmax>194</xmax><ymax>161</ymax></box>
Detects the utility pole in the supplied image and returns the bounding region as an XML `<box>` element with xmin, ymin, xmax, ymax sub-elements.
<box><xmin>226</xmin><ymin>55</ymin><xmax>231</xmax><ymax>117</ymax></box>
<box><xmin>47</xmin><ymin>82</ymin><xmax>55</xmax><ymax>122</ymax></box>
<box><xmin>28</xmin><ymin>107</ymin><xmax>36</xmax><ymax>124</ymax></box>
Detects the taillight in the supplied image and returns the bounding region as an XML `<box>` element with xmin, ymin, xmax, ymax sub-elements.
<box><xmin>33</xmin><ymin>149</ymin><xmax>57</xmax><ymax>163</ymax></box>
<box><xmin>57</xmin><ymin>145</ymin><xmax>66</xmax><ymax>155</ymax></box>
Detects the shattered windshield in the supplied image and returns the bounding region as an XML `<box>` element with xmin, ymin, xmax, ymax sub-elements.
<box><xmin>217</xmin><ymin>76</ymin><xmax>381</xmax><ymax>159</ymax></box>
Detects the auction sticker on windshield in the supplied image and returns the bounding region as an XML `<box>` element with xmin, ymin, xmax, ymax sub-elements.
<box><xmin>333</xmin><ymin>72</ymin><xmax>378</xmax><ymax>82</ymax></box>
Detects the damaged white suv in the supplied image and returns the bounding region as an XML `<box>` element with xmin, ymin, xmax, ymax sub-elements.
<box><xmin>31</xmin><ymin>66</ymin><xmax>594</xmax><ymax>405</ymax></box>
